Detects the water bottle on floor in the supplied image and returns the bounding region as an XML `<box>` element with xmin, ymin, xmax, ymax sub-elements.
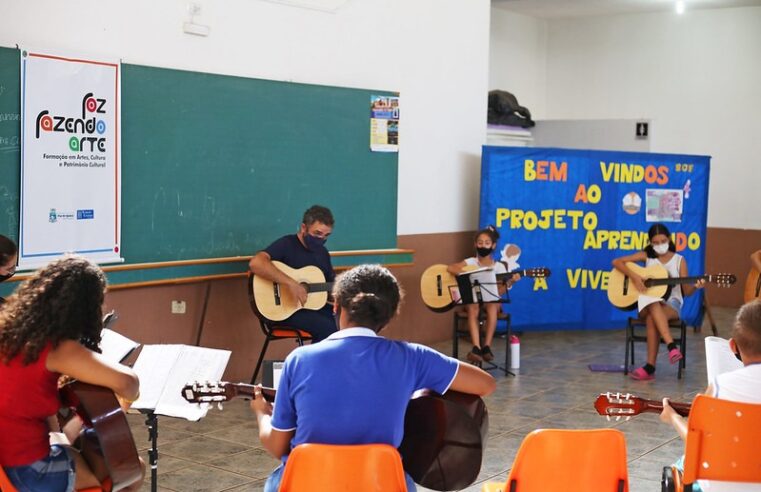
<box><xmin>510</xmin><ymin>335</ymin><xmax>520</xmax><ymax>369</ymax></box>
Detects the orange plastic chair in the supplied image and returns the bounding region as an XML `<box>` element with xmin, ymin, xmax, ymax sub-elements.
<box><xmin>0</xmin><ymin>466</ymin><xmax>104</xmax><ymax>491</ymax></box>
<box><xmin>677</xmin><ymin>394</ymin><xmax>761</xmax><ymax>491</ymax></box>
<box><xmin>482</xmin><ymin>429</ymin><xmax>629</xmax><ymax>492</ymax></box>
<box><xmin>278</xmin><ymin>443</ymin><xmax>408</xmax><ymax>492</ymax></box>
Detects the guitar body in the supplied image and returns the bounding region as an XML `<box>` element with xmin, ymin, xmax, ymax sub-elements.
<box><xmin>607</xmin><ymin>262</ymin><xmax>669</xmax><ymax>310</ymax></box>
<box><xmin>399</xmin><ymin>390</ymin><xmax>488</xmax><ymax>491</ymax></box>
<box><xmin>252</xmin><ymin>261</ymin><xmax>329</xmax><ymax>321</ymax></box>
<box><xmin>744</xmin><ymin>268</ymin><xmax>761</xmax><ymax>303</ymax></box>
<box><xmin>419</xmin><ymin>264</ymin><xmax>465</xmax><ymax>312</ymax></box>
<box><xmin>60</xmin><ymin>381</ymin><xmax>142</xmax><ymax>492</ymax></box>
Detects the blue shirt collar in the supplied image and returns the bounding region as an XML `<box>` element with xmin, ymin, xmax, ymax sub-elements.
<box><xmin>326</xmin><ymin>327</ymin><xmax>379</xmax><ymax>339</ymax></box>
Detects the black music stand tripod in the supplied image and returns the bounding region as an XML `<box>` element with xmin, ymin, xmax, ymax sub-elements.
<box><xmin>455</xmin><ymin>270</ymin><xmax>515</xmax><ymax>377</ymax></box>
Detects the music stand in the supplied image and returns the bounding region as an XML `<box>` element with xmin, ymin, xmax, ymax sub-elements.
<box><xmin>453</xmin><ymin>268</ymin><xmax>515</xmax><ymax>377</ymax></box>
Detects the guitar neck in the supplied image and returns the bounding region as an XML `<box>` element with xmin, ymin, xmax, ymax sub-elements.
<box><xmin>228</xmin><ymin>384</ymin><xmax>276</xmax><ymax>402</ymax></box>
<box><xmin>640</xmin><ymin>398</ymin><xmax>691</xmax><ymax>417</ymax></box>
<box><xmin>645</xmin><ymin>275</ymin><xmax>707</xmax><ymax>287</ymax></box>
<box><xmin>305</xmin><ymin>282</ymin><xmax>334</xmax><ymax>293</ymax></box>
<box><xmin>496</xmin><ymin>269</ymin><xmax>530</xmax><ymax>280</ymax></box>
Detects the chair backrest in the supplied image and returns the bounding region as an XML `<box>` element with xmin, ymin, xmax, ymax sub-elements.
<box><xmin>505</xmin><ymin>429</ymin><xmax>628</xmax><ymax>492</ymax></box>
<box><xmin>278</xmin><ymin>443</ymin><xmax>408</xmax><ymax>492</ymax></box>
<box><xmin>683</xmin><ymin>394</ymin><xmax>761</xmax><ymax>487</ymax></box>
<box><xmin>0</xmin><ymin>468</ymin><xmax>103</xmax><ymax>492</ymax></box>
<box><xmin>0</xmin><ymin>466</ymin><xmax>17</xmax><ymax>492</ymax></box>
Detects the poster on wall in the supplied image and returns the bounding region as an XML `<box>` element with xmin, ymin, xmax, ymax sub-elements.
<box><xmin>19</xmin><ymin>49</ymin><xmax>122</xmax><ymax>269</ymax></box>
<box><xmin>480</xmin><ymin>147</ymin><xmax>710</xmax><ymax>331</ymax></box>
<box><xmin>370</xmin><ymin>94</ymin><xmax>399</xmax><ymax>152</ymax></box>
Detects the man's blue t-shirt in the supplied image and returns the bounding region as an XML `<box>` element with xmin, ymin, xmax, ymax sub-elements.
<box><xmin>270</xmin><ymin>328</ymin><xmax>459</xmax><ymax>461</ymax></box>
<box><xmin>264</xmin><ymin>234</ymin><xmax>334</xmax><ymax>282</ymax></box>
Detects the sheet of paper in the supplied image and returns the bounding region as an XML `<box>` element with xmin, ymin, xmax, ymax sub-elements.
<box><xmin>130</xmin><ymin>345</ymin><xmax>182</xmax><ymax>411</ymax></box>
<box><xmin>705</xmin><ymin>336</ymin><xmax>743</xmax><ymax>383</ymax></box>
<box><xmin>153</xmin><ymin>345</ymin><xmax>231</xmax><ymax>421</ymax></box>
<box><xmin>99</xmin><ymin>328</ymin><xmax>140</xmax><ymax>364</ymax></box>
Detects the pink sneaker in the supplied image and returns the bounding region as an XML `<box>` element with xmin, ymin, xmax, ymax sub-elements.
<box><xmin>629</xmin><ymin>367</ymin><xmax>655</xmax><ymax>381</ymax></box>
<box><xmin>668</xmin><ymin>348</ymin><xmax>684</xmax><ymax>365</ymax></box>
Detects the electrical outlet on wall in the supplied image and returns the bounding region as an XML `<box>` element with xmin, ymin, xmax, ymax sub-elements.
<box><xmin>171</xmin><ymin>300</ymin><xmax>187</xmax><ymax>314</ymax></box>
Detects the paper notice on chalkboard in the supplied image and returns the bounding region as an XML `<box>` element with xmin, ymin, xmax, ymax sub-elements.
<box><xmin>370</xmin><ymin>95</ymin><xmax>399</xmax><ymax>152</ymax></box>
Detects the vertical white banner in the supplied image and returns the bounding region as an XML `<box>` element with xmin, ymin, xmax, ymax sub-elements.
<box><xmin>19</xmin><ymin>49</ymin><xmax>122</xmax><ymax>268</ymax></box>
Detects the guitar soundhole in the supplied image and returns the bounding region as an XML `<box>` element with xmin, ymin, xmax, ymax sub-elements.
<box><xmin>273</xmin><ymin>283</ymin><xmax>281</xmax><ymax>306</ymax></box>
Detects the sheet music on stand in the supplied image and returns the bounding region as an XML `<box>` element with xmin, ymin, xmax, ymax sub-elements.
<box><xmin>100</xmin><ymin>328</ymin><xmax>141</xmax><ymax>364</ymax></box>
<box><xmin>453</xmin><ymin>267</ymin><xmax>505</xmax><ymax>305</ymax></box>
<box><xmin>131</xmin><ymin>345</ymin><xmax>231</xmax><ymax>421</ymax></box>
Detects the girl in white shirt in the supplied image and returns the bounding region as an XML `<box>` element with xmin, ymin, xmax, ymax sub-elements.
<box><xmin>612</xmin><ymin>223</ymin><xmax>703</xmax><ymax>380</ymax></box>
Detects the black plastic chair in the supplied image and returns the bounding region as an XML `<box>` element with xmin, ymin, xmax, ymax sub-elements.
<box><xmin>452</xmin><ymin>306</ymin><xmax>511</xmax><ymax>375</ymax></box>
<box><xmin>624</xmin><ymin>317</ymin><xmax>686</xmax><ymax>379</ymax></box>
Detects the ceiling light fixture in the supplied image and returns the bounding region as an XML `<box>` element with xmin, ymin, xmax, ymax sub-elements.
<box><xmin>675</xmin><ymin>0</ymin><xmax>686</xmax><ymax>15</ymax></box>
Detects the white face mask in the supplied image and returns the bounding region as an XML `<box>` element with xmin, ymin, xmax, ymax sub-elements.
<box><xmin>653</xmin><ymin>243</ymin><xmax>670</xmax><ymax>255</ymax></box>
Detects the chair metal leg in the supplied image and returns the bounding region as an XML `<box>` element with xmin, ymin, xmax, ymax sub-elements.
<box><xmin>250</xmin><ymin>336</ymin><xmax>271</xmax><ymax>385</ymax></box>
<box><xmin>504</xmin><ymin>315</ymin><xmax>511</xmax><ymax>375</ymax></box>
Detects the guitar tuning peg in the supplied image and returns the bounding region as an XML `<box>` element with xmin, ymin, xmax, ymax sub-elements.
<box><xmin>626</xmin><ymin>417</ymin><xmax>631</xmax><ymax>421</ymax></box>
<box><xmin>616</xmin><ymin>416</ymin><xmax>621</xmax><ymax>421</ymax></box>
<box><xmin>606</xmin><ymin>415</ymin><xmax>611</xmax><ymax>422</ymax></box>
<box><xmin>217</xmin><ymin>402</ymin><xmax>224</xmax><ymax>411</ymax></box>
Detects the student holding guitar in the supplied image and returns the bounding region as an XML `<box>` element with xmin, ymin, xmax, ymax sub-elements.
<box><xmin>448</xmin><ymin>226</ymin><xmax>520</xmax><ymax>364</ymax></box>
<box><xmin>0</xmin><ymin>256</ymin><xmax>144</xmax><ymax>492</ymax></box>
<box><xmin>612</xmin><ymin>223</ymin><xmax>704</xmax><ymax>380</ymax></box>
<box><xmin>659</xmin><ymin>300</ymin><xmax>761</xmax><ymax>491</ymax></box>
<box><xmin>248</xmin><ymin>205</ymin><xmax>337</xmax><ymax>341</ymax></box>
<box><xmin>250</xmin><ymin>264</ymin><xmax>496</xmax><ymax>492</ymax></box>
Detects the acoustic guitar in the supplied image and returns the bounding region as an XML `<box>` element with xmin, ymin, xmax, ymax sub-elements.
<box><xmin>594</xmin><ymin>391</ymin><xmax>691</xmax><ymax>420</ymax></box>
<box><xmin>251</xmin><ymin>261</ymin><xmax>333</xmax><ymax>321</ymax></box>
<box><xmin>607</xmin><ymin>262</ymin><xmax>736</xmax><ymax>310</ymax></box>
<box><xmin>59</xmin><ymin>381</ymin><xmax>142</xmax><ymax>491</ymax></box>
<box><xmin>420</xmin><ymin>263</ymin><xmax>551</xmax><ymax>311</ymax></box>
<box><xmin>182</xmin><ymin>382</ymin><xmax>488</xmax><ymax>491</ymax></box>
<box><xmin>744</xmin><ymin>268</ymin><xmax>761</xmax><ymax>303</ymax></box>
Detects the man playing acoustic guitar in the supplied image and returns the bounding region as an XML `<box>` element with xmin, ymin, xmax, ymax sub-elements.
<box><xmin>249</xmin><ymin>205</ymin><xmax>337</xmax><ymax>342</ymax></box>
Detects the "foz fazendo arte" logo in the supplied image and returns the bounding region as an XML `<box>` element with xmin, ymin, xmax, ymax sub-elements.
<box><xmin>35</xmin><ymin>92</ymin><xmax>108</xmax><ymax>152</ymax></box>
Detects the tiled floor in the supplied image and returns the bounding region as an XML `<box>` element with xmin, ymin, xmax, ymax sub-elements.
<box><xmin>127</xmin><ymin>307</ymin><xmax>737</xmax><ymax>492</ymax></box>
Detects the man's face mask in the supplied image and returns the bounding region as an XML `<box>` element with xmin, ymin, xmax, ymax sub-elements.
<box><xmin>305</xmin><ymin>234</ymin><xmax>327</xmax><ymax>250</ymax></box>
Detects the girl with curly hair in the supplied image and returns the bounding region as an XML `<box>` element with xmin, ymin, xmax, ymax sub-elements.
<box><xmin>0</xmin><ymin>255</ymin><xmax>143</xmax><ymax>492</ymax></box>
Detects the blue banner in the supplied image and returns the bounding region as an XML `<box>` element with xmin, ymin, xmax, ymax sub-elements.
<box><xmin>480</xmin><ymin>147</ymin><xmax>710</xmax><ymax>331</ymax></box>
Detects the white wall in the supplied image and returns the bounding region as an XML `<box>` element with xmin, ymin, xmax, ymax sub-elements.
<box><xmin>489</xmin><ymin>8</ymin><xmax>547</xmax><ymax>119</ymax></box>
<box><xmin>544</xmin><ymin>7</ymin><xmax>761</xmax><ymax>230</ymax></box>
<box><xmin>490</xmin><ymin>6</ymin><xmax>761</xmax><ymax>230</ymax></box>
<box><xmin>1</xmin><ymin>0</ymin><xmax>491</xmax><ymax>235</ymax></box>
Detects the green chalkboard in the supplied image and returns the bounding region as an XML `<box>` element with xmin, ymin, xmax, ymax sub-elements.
<box><xmin>0</xmin><ymin>48</ymin><xmax>20</xmax><ymax>239</ymax></box>
<box><xmin>0</xmin><ymin>47</ymin><xmax>400</xmax><ymax>290</ymax></box>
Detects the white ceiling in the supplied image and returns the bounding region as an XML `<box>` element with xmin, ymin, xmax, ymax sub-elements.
<box><xmin>491</xmin><ymin>0</ymin><xmax>761</xmax><ymax>18</ymax></box>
